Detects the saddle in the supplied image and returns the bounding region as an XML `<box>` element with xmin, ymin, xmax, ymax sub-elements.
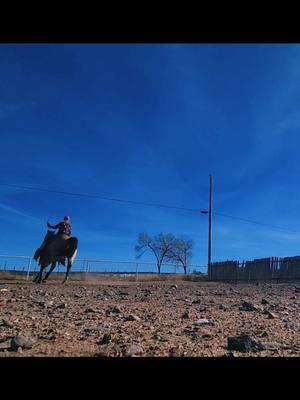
<box><xmin>33</xmin><ymin>230</ymin><xmax>66</xmax><ymax>265</ymax></box>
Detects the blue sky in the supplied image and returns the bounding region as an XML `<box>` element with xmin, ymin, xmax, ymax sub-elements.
<box><xmin>1</xmin><ymin>43</ymin><xmax>300</xmax><ymax>266</ymax></box>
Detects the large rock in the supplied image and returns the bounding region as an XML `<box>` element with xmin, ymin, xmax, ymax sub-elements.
<box><xmin>124</xmin><ymin>344</ymin><xmax>143</xmax><ymax>357</ymax></box>
<box><xmin>227</xmin><ymin>335</ymin><xmax>253</xmax><ymax>352</ymax></box>
<box><xmin>10</xmin><ymin>335</ymin><xmax>33</xmax><ymax>351</ymax></box>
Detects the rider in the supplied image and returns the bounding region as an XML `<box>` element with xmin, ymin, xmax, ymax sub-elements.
<box><xmin>47</xmin><ymin>215</ymin><xmax>72</xmax><ymax>237</ymax></box>
<box><xmin>33</xmin><ymin>216</ymin><xmax>72</xmax><ymax>261</ymax></box>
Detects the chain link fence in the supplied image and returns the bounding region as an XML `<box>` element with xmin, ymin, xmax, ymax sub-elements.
<box><xmin>0</xmin><ymin>254</ymin><xmax>208</xmax><ymax>281</ymax></box>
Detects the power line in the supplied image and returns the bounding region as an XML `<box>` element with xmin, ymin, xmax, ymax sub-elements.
<box><xmin>214</xmin><ymin>212</ymin><xmax>299</xmax><ymax>234</ymax></box>
<box><xmin>0</xmin><ymin>183</ymin><xmax>199</xmax><ymax>212</ymax></box>
<box><xmin>0</xmin><ymin>182</ymin><xmax>298</xmax><ymax>234</ymax></box>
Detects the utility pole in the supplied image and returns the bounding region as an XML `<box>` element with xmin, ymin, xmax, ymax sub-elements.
<box><xmin>208</xmin><ymin>175</ymin><xmax>213</xmax><ymax>280</ymax></box>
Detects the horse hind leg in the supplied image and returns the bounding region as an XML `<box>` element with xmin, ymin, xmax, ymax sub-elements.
<box><xmin>62</xmin><ymin>248</ymin><xmax>77</xmax><ymax>284</ymax></box>
<box><xmin>62</xmin><ymin>258</ymin><xmax>73</xmax><ymax>284</ymax></box>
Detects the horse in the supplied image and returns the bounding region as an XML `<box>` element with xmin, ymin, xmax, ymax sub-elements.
<box><xmin>33</xmin><ymin>231</ymin><xmax>78</xmax><ymax>284</ymax></box>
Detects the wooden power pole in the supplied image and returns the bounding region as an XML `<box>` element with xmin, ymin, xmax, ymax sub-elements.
<box><xmin>208</xmin><ymin>175</ymin><xmax>213</xmax><ymax>280</ymax></box>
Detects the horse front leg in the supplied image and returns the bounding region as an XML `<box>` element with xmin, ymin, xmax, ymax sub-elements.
<box><xmin>33</xmin><ymin>271</ymin><xmax>40</xmax><ymax>283</ymax></box>
<box><xmin>36</xmin><ymin>265</ymin><xmax>47</xmax><ymax>284</ymax></box>
<box><xmin>42</xmin><ymin>262</ymin><xmax>56</xmax><ymax>283</ymax></box>
<box><xmin>33</xmin><ymin>270</ymin><xmax>43</xmax><ymax>284</ymax></box>
<box><xmin>33</xmin><ymin>265</ymin><xmax>43</xmax><ymax>283</ymax></box>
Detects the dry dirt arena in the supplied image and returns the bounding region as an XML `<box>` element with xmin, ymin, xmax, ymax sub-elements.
<box><xmin>0</xmin><ymin>277</ymin><xmax>299</xmax><ymax>357</ymax></box>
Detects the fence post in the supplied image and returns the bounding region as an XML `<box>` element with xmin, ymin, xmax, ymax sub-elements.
<box><xmin>26</xmin><ymin>257</ymin><xmax>33</xmax><ymax>281</ymax></box>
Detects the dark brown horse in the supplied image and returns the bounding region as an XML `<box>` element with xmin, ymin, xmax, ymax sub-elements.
<box><xmin>33</xmin><ymin>231</ymin><xmax>78</xmax><ymax>284</ymax></box>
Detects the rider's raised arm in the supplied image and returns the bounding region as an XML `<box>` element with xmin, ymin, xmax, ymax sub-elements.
<box><xmin>47</xmin><ymin>222</ymin><xmax>60</xmax><ymax>229</ymax></box>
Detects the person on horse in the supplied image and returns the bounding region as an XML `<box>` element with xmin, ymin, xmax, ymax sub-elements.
<box><xmin>47</xmin><ymin>215</ymin><xmax>72</xmax><ymax>237</ymax></box>
<box><xmin>33</xmin><ymin>216</ymin><xmax>72</xmax><ymax>261</ymax></box>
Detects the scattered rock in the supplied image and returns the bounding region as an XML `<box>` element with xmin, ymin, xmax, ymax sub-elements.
<box><xmin>98</xmin><ymin>333</ymin><xmax>118</xmax><ymax>345</ymax></box>
<box><xmin>169</xmin><ymin>345</ymin><xmax>184</xmax><ymax>357</ymax></box>
<box><xmin>261</xmin><ymin>298</ymin><xmax>269</xmax><ymax>305</ymax></box>
<box><xmin>263</xmin><ymin>311</ymin><xmax>278</xmax><ymax>319</ymax></box>
<box><xmin>85</xmin><ymin>307</ymin><xmax>96</xmax><ymax>313</ymax></box>
<box><xmin>125</xmin><ymin>314</ymin><xmax>140</xmax><ymax>321</ymax></box>
<box><xmin>106</xmin><ymin>306</ymin><xmax>122</xmax><ymax>315</ymax></box>
<box><xmin>56</xmin><ymin>303</ymin><xmax>67</xmax><ymax>309</ymax></box>
<box><xmin>170</xmin><ymin>284</ymin><xmax>178</xmax><ymax>290</ymax></box>
<box><xmin>83</xmin><ymin>327</ymin><xmax>99</xmax><ymax>335</ymax></box>
<box><xmin>240</xmin><ymin>301</ymin><xmax>263</xmax><ymax>312</ymax></box>
<box><xmin>153</xmin><ymin>334</ymin><xmax>167</xmax><ymax>342</ymax></box>
<box><xmin>192</xmin><ymin>299</ymin><xmax>201</xmax><ymax>304</ymax></box>
<box><xmin>257</xmin><ymin>342</ymin><xmax>281</xmax><ymax>351</ymax></box>
<box><xmin>284</xmin><ymin>322</ymin><xmax>295</xmax><ymax>329</ymax></box>
<box><xmin>182</xmin><ymin>310</ymin><xmax>190</xmax><ymax>319</ymax></box>
<box><xmin>10</xmin><ymin>335</ymin><xmax>34</xmax><ymax>351</ymax></box>
<box><xmin>201</xmin><ymin>329</ymin><xmax>212</xmax><ymax>339</ymax></box>
<box><xmin>1</xmin><ymin>319</ymin><xmax>14</xmax><ymax>328</ymax></box>
<box><xmin>193</xmin><ymin>319</ymin><xmax>210</xmax><ymax>326</ymax></box>
<box><xmin>259</xmin><ymin>331</ymin><xmax>269</xmax><ymax>337</ymax></box>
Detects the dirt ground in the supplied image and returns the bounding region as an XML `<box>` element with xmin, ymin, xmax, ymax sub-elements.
<box><xmin>0</xmin><ymin>277</ymin><xmax>299</xmax><ymax>357</ymax></box>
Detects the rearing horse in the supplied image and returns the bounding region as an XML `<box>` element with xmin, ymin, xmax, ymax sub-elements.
<box><xmin>33</xmin><ymin>231</ymin><xmax>78</xmax><ymax>284</ymax></box>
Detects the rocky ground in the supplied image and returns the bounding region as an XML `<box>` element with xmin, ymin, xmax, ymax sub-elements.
<box><xmin>0</xmin><ymin>279</ymin><xmax>299</xmax><ymax>357</ymax></box>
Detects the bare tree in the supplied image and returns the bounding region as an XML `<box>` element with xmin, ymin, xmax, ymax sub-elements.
<box><xmin>166</xmin><ymin>238</ymin><xmax>194</xmax><ymax>274</ymax></box>
<box><xmin>135</xmin><ymin>232</ymin><xmax>176</xmax><ymax>274</ymax></box>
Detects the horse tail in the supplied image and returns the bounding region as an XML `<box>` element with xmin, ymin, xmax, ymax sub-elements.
<box><xmin>70</xmin><ymin>248</ymin><xmax>78</xmax><ymax>264</ymax></box>
<box><xmin>67</xmin><ymin>237</ymin><xmax>78</xmax><ymax>264</ymax></box>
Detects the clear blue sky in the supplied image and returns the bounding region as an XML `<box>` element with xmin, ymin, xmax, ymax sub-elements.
<box><xmin>1</xmin><ymin>43</ymin><xmax>300</xmax><ymax>266</ymax></box>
